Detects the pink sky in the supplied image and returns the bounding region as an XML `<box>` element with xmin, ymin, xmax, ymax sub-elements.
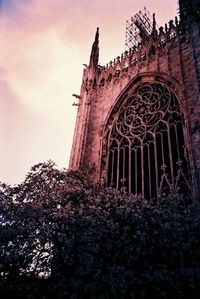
<box><xmin>0</xmin><ymin>0</ymin><xmax>178</xmax><ymax>185</ymax></box>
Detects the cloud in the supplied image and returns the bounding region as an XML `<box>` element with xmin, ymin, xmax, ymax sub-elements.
<box><xmin>0</xmin><ymin>0</ymin><xmax>82</xmax><ymax>184</ymax></box>
<box><xmin>0</xmin><ymin>0</ymin><xmax>178</xmax><ymax>184</ymax></box>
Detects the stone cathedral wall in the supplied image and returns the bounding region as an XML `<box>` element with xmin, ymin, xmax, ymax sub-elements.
<box><xmin>70</xmin><ymin>18</ymin><xmax>200</xmax><ymax>199</ymax></box>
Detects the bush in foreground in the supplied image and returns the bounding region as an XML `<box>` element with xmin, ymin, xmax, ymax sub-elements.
<box><xmin>0</xmin><ymin>161</ymin><xmax>200</xmax><ymax>298</ymax></box>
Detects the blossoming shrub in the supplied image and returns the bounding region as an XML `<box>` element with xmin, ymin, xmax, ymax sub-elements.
<box><xmin>0</xmin><ymin>161</ymin><xmax>200</xmax><ymax>298</ymax></box>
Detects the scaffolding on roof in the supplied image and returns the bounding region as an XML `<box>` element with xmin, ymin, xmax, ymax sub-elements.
<box><xmin>125</xmin><ymin>7</ymin><xmax>157</xmax><ymax>50</ymax></box>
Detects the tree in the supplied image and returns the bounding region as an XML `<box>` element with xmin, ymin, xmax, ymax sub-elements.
<box><xmin>0</xmin><ymin>161</ymin><xmax>200</xmax><ymax>298</ymax></box>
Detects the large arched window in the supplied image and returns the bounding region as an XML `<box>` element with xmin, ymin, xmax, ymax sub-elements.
<box><xmin>107</xmin><ymin>82</ymin><xmax>191</xmax><ymax>199</ymax></box>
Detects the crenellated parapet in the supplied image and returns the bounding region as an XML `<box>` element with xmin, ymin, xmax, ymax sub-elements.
<box><xmin>82</xmin><ymin>17</ymin><xmax>192</xmax><ymax>92</ymax></box>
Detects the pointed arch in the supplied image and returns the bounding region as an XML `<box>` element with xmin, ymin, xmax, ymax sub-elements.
<box><xmin>101</xmin><ymin>74</ymin><xmax>193</xmax><ymax>199</ymax></box>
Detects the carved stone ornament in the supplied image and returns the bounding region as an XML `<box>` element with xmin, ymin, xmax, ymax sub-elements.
<box><xmin>107</xmin><ymin>82</ymin><xmax>191</xmax><ymax>200</ymax></box>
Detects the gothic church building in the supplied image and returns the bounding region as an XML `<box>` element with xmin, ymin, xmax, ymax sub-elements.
<box><xmin>69</xmin><ymin>0</ymin><xmax>200</xmax><ymax>201</ymax></box>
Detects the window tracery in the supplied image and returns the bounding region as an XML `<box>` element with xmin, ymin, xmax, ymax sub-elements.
<box><xmin>107</xmin><ymin>82</ymin><xmax>191</xmax><ymax>199</ymax></box>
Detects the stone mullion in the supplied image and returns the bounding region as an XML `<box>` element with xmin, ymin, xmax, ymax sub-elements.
<box><xmin>123</xmin><ymin>147</ymin><xmax>126</xmax><ymax>180</ymax></box>
<box><xmin>154</xmin><ymin>133</ymin><xmax>159</xmax><ymax>197</ymax></box>
<box><xmin>147</xmin><ymin>145</ymin><xmax>152</xmax><ymax>199</ymax></box>
<box><xmin>116</xmin><ymin>142</ymin><xmax>120</xmax><ymax>189</ymax></box>
<box><xmin>175</xmin><ymin>124</ymin><xmax>181</xmax><ymax>162</ymax></box>
<box><xmin>110</xmin><ymin>150</ymin><xmax>114</xmax><ymax>186</ymax></box>
<box><xmin>128</xmin><ymin>143</ymin><xmax>131</xmax><ymax>194</ymax></box>
<box><xmin>141</xmin><ymin>143</ymin><xmax>144</xmax><ymax>197</ymax></box>
<box><xmin>160</xmin><ymin>132</ymin><xmax>165</xmax><ymax>168</ymax></box>
<box><xmin>167</xmin><ymin>123</ymin><xmax>175</xmax><ymax>187</ymax></box>
<box><xmin>135</xmin><ymin>149</ymin><xmax>138</xmax><ymax>195</ymax></box>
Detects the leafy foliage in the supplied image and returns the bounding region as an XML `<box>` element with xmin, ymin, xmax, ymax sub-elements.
<box><xmin>0</xmin><ymin>161</ymin><xmax>200</xmax><ymax>298</ymax></box>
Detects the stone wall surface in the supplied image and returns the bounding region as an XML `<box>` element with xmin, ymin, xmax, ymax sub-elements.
<box><xmin>69</xmin><ymin>16</ymin><xmax>200</xmax><ymax>200</ymax></box>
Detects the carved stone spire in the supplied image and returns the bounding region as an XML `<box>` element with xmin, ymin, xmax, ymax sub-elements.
<box><xmin>89</xmin><ymin>27</ymin><xmax>99</xmax><ymax>69</ymax></box>
<box><xmin>151</xmin><ymin>13</ymin><xmax>157</xmax><ymax>39</ymax></box>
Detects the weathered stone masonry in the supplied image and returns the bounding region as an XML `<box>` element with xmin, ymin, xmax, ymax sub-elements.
<box><xmin>70</xmin><ymin>0</ymin><xmax>200</xmax><ymax>200</ymax></box>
